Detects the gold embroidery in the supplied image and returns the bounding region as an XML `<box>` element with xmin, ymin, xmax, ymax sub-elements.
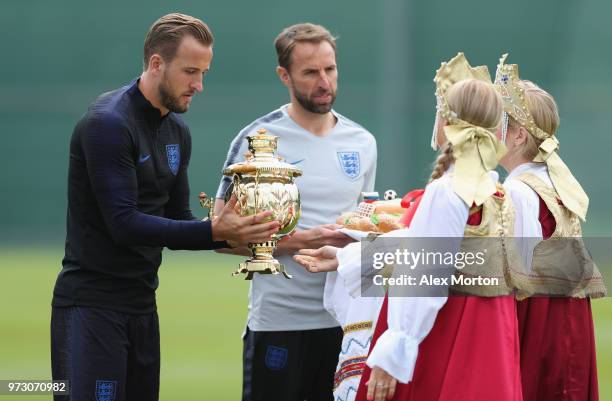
<box><xmin>452</xmin><ymin>183</ymin><xmax>520</xmax><ymax>296</ymax></box>
<box><xmin>510</xmin><ymin>173</ymin><xmax>606</xmax><ymax>298</ymax></box>
<box><xmin>343</xmin><ymin>321</ymin><xmax>373</xmax><ymax>334</ymax></box>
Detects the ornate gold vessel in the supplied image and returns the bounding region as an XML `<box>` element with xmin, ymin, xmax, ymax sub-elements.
<box><xmin>222</xmin><ymin>129</ymin><xmax>302</xmax><ymax>279</ymax></box>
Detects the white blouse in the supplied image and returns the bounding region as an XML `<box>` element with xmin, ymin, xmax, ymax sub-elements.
<box><xmin>332</xmin><ymin>169</ymin><xmax>484</xmax><ymax>383</ymax></box>
<box><xmin>503</xmin><ymin>162</ymin><xmax>552</xmax><ymax>271</ymax></box>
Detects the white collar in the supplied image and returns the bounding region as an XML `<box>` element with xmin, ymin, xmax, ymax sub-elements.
<box><xmin>280</xmin><ymin>103</ymin><xmax>340</xmax><ymax>121</ymax></box>
<box><xmin>505</xmin><ymin>162</ymin><xmax>547</xmax><ymax>182</ymax></box>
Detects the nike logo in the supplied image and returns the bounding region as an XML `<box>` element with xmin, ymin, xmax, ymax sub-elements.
<box><xmin>139</xmin><ymin>154</ymin><xmax>151</xmax><ymax>164</ymax></box>
<box><xmin>289</xmin><ymin>158</ymin><xmax>306</xmax><ymax>165</ymax></box>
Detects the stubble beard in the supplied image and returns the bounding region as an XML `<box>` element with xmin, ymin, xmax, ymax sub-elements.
<box><xmin>292</xmin><ymin>84</ymin><xmax>336</xmax><ymax>114</ymax></box>
<box><xmin>158</xmin><ymin>72</ymin><xmax>188</xmax><ymax>114</ymax></box>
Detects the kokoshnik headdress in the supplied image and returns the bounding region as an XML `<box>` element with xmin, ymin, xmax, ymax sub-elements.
<box><xmin>432</xmin><ymin>52</ymin><xmax>507</xmax><ymax>207</ymax></box>
<box><xmin>494</xmin><ymin>53</ymin><xmax>589</xmax><ymax>220</ymax></box>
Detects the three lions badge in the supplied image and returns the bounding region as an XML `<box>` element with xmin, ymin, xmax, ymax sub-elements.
<box><xmin>166</xmin><ymin>144</ymin><xmax>180</xmax><ymax>176</ymax></box>
<box><xmin>265</xmin><ymin>345</ymin><xmax>288</xmax><ymax>371</ymax></box>
<box><xmin>337</xmin><ymin>151</ymin><xmax>360</xmax><ymax>180</ymax></box>
<box><xmin>95</xmin><ymin>380</ymin><xmax>116</xmax><ymax>401</ymax></box>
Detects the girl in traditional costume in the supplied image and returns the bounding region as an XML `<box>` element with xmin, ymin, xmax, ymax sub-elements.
<box><xmin>494</xmin><ymin>54</ymin><xmax>606</xmax><ymax>401</ymax></box>
<box><xmin>295</xmin><ymin>53</ymin><xmax>522</xmax><ymax>401</ymax></box>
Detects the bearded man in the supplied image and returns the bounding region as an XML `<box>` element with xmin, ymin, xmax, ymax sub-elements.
<box><xmin>215</xmin><ymin>23</ymin><xmax>378</xmax><ymax>401</ymax></box>
<box><xmin>51</xmin><ymin>13</ymin><xmax>279</xmax><ymax>401</ymax></box>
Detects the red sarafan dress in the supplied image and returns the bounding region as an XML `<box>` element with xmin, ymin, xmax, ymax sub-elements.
<box><xmin>354</xmin><ymin>172</ymin><xmax>523</xmax><ymax>401</ymax></box>
<box><xmin>505</xmin><ymin>165</ymin><xmax>605</xmax><ymax>401</ymax></box>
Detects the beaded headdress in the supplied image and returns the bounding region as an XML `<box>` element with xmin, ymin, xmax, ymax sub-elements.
<box><xmin>431</xmin><ymin>52</ymin><xmax>494</xmax><ymax>150</ymax></box>
<box><xmin>494</xmin><ymin>53</ymin><xmax>550</xmax><ymax>143</ymax></box>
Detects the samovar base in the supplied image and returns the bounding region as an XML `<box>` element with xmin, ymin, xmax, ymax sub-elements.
<box><xmin>232</xmin><ymin>259</ymin><xmax>292</xmax><ymax>280</ymax></box>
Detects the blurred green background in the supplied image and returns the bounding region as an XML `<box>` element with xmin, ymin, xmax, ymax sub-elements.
<box><xmin>0</xmin><ymin>0</ymin><xmax>610</xmax><ymax>399</ymax></box>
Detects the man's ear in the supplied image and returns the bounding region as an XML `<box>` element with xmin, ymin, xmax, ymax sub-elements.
<box><xmin>276</xmin><ymin>66</ymin><xmax>291</xmax><ymax>87</ymax></box>
<box><xmin>148</xmin><ymin>54</ymin><xmax>164</xmax><ymax>76</ymax></box>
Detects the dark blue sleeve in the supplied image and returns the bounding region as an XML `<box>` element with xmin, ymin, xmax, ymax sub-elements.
<box><xmin>80</xmin><ymin>114</ymin><xmax>221</xmax><ymax>250</ymax></box>
<box><xmin>164</xmin><ymin>129</ymin><xmax>198</xmax><ymax>221</ymax></box>
<box><xmin>162</xmin><ymin>127</ymin><xmax>228</xmax><ymax>250</ymax></box>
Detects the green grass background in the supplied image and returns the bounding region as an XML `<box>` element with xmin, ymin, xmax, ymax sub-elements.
<box><xmin>0</xmin><ymin>247</ymin><xmax>610</xmax><ymax>400</ymax></box>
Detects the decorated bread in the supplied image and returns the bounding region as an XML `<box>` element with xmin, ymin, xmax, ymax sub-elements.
<box><xmin>337</xmin><ymin>198</ymin><xmax>406</xmax><ymax>233</ymax></box>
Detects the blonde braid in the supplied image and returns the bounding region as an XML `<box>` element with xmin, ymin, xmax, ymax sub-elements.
<box><xmin>429</xmin><ymin>142</ymin><xmax>455</xmax><ymax>182</ymax></box>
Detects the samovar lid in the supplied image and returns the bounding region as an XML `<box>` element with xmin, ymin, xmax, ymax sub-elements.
<box><xmin>247</xmin><ymin>129</ymin><xmax>278</xmax><ymax>156</ymax></box>
<box><xmin>223</xmin><ymin>129</ymin><xmax>303</xmax><ymax>177</ymax></box>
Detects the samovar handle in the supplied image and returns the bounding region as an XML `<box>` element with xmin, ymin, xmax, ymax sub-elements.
<box><xmin>199</xmin><ymin>192</ymin><xmax>215</xmax><ymax>220</ymax></box>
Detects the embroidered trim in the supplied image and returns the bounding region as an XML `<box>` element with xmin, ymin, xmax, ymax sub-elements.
<box><xmin>343</xmin><ymin>321</ymin><xmax>372</xmax><ymax>334</ymax></box>
<box><xmin>334</xmin><ymin>356</ymin><xmax>367</xmax><ymax>389</ymax></box>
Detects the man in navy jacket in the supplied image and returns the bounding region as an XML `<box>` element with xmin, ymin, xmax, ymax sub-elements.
<box><xmin>51</xmin><ymin>13</ymin><xmax>278</xmax><ymax>401</ymax></box>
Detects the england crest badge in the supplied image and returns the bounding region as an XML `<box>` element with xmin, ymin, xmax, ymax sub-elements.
<box><xmin>95</xmin><ymin>380</ymin><xmax>116</xmax><ymax>401</ymax></box>
<box><xmin>337</xmin><ymin>151</ymin><xmax>360</xmax><ymax>180</ymax></box>
<box><xmin>265</xmin><ymin>345</ymin><xmax>288</xmax><ymax>371</ymax></box>
<box><xmin>166</xmin><ymin>144</ymin><xmax>180</xmax><ymax>175</ymax></box>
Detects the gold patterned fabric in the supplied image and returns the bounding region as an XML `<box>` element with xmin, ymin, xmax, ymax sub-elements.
<box><xmin>451</xmin><ymin>184</ymin><xmax>522</xmax><ymax>296</ymax></box>
<box><xmin>509</xmin><ymin>173</ymin><xmax>606</xmax><ymax>299</ymax></box>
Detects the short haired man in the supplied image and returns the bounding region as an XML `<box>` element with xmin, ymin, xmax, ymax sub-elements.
<box><xmin>51</xmin><ymin>13</ymin><xmax>278</xmax><ymax>401</ymax></box>
<box><xmin>215</xmin><ymin>23</ymin><xmax>377</xmax><ymax>401</ymax></box>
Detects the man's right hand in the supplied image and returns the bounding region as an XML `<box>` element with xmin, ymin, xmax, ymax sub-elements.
<box><xmin>211</xmin><ymin>195</ymin><xmax>280</xmax><ymax>246</ymax></box>
<box><xmin>276</xmin><ymin>224</ymin><xmax>355</xmax><ymax>254</ymax></box>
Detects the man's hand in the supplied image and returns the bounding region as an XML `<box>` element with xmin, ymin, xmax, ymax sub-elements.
<box><xmin>293</xmin><ymin>246</ymin><xmax>339</xmax><ymax>272</ymax></box>
<box><xmin>366</xmin><ymin>366</ymin><xmax>398</xmax><ymax>401</ymax></box>
<box><xmin>277</xmin><ymin>224</ymin><xmax>354</xmax><ymax>254</ymax></box>
<box><xmin>211</xmin><ymin>195</ymin><xmax>280</xmax><ymax>246</ymax></box>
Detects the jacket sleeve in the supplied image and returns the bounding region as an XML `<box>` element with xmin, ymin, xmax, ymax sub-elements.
<box><xmin>81</xmin><ymin>115</ymin><xmax>222</xmax><ymax>250</ymax></box>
